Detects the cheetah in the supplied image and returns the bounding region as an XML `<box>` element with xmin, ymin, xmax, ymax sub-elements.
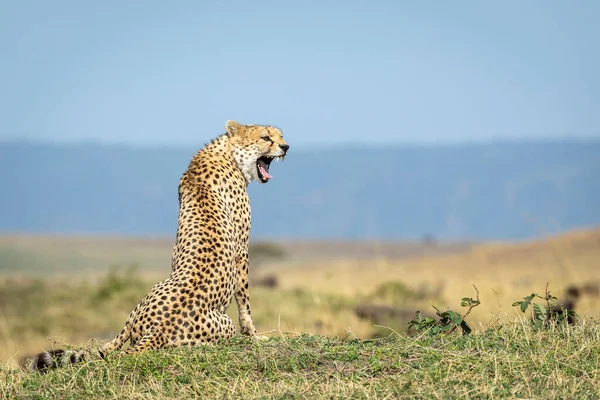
<box><xmin>28</xmin><ymin>120</ymin><xmax>289</xmax><ymax>372</ymax></box>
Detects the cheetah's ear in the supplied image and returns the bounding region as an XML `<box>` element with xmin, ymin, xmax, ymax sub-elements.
<box><xmin>225</xmin><ymin>120</ymin><xmax>243</xmax><ymax>137</ymax></box>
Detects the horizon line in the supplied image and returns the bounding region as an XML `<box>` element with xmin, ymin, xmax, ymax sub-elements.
<box><xmin>1</xmin><ymin>134</ymin><xmax>599</xmax><ymax>152</ymax></box>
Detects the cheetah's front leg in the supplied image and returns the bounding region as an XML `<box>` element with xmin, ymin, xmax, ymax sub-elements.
<box><xmin>234</xmin><ymin>251</ymin><xmax>263</xmax><ymax>339</ymax></box>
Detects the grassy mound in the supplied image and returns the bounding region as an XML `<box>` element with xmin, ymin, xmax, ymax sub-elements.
<box><xmin>3</xmin><ymin>320</ymin><xmax>599</xmax><ymax>399</ymax></box>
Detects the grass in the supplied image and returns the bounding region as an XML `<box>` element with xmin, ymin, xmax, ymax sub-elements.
<box><xmin>266</xmin><ymin>227</ymin><xmax>600</xmax><ymax>327</ymax></box>
<box><xmin>2</xmin><ymin>322</ymin><xmax>600</xmax><ymax>399</ymax></box>
<box><xmin>1</xmin><ymin>228</ymin><xmax>599</xmax><ymax>398</ymax></box>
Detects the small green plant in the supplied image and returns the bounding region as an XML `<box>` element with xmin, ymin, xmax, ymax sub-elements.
<box><xmin>511</xmin><ymin>283</ymin><xmax>578</xmax><ymax>328</ymax></box>
<box><xmin>408</xmin><ymin>285</ymin><xmax>480</xmax><ymax>335</ymax></box>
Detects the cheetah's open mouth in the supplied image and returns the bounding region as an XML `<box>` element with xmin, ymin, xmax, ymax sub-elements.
<box><xmin>257</xmin><ymin>155</ymin><xmax>285</xmax><ymax>183</ymax></box>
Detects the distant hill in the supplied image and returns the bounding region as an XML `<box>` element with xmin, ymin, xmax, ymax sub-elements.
<box><xmin>1</xmin><ymin>139</ymin><xmax>599</xmax><ymax>240</ymax></box>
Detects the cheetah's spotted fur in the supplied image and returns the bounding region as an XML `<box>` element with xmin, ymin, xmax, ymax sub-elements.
<box><xmin>29</xmin><ymin>120</ymin><xmax>289</xmax><ymax>371</ymax></box>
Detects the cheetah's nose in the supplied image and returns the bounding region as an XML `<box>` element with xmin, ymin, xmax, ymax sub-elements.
<box><xmin>279</xmin><ymin>144</ymin><xmax>289</xmax><ymax>154</ymax></box>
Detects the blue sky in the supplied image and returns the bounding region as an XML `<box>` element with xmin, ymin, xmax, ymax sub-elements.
<box><xmin>1</xmin><ymin>0</ymin><xmax>599</xmax><ymax>147</ymax></box>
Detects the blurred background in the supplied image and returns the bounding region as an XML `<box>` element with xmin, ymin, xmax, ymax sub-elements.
<box><xmin>1</xmin><ymin>0</ymin><xmax>599</xmax><ymax>366</ymax></box>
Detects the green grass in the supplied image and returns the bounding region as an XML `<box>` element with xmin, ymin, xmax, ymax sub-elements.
<box><xmin>3</xmin><ymin>321</ymin><xmax>600</xmax><ymax>399</ymax></box>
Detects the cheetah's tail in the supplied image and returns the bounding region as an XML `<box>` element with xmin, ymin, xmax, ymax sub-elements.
<box><xmin>25</xmin><ymin>348</ymin><xmax>103</xmax><ymax>373</ymax></box>
<box><xmin>26</xmin><ymin>319</ymin><xmax>132</xmax><ymax>373</ymax></box>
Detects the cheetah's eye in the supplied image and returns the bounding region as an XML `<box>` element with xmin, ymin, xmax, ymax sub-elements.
<box><xmin>261</xmin><ymin>136</ymin><xmax>272</xmax><ymax>142</ymax></box>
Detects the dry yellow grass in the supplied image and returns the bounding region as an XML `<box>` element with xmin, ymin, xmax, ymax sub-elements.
<box><xmin>264</xmin><ymin>227</ymin><xmax>600</xmax><ymax>328</ymax></box>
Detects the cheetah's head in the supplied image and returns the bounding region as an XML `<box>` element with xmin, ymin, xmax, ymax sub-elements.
<box><xmin>226</xmin><ymin>120</ymin><xmax>289</xmax><ymax>185</ymax></box>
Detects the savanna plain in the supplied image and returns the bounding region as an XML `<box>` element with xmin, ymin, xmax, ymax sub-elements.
<box><xmin>1</xmin><ymin>228</ymin><xmax>599</xmax><ymax>399</ymax></box>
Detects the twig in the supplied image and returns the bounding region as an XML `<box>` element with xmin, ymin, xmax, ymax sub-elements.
<box><xmin>449</xmin><ymin>285</ymin><xmax>481</xmax><ymax>334</ymax></box>
<box><xmin>462</xmin><ymin>285</ymin><xmax>481</xmax><ymax>320</ymax></box>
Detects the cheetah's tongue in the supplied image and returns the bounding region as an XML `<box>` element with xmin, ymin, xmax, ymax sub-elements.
<box><xmin>258</xmin><ymin>159</ymin><xmax>273</xmax><ymax>179</ymax></box>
